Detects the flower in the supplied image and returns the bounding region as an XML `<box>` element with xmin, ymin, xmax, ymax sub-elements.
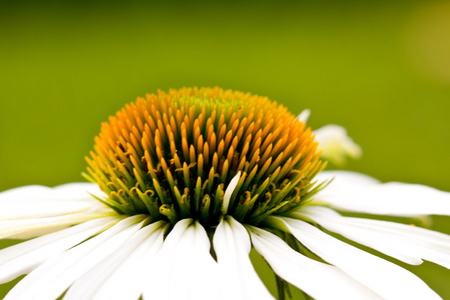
<box><xmin>1</xmin><ymin>87</ymin><xmax>449</xmax><ymax>300</ymax></box>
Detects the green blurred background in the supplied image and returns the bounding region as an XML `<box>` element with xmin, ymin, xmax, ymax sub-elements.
<box><xmin>1</xmin><ymin>0</ymin><xmax>449</xmax><ymax>298</ymax></box>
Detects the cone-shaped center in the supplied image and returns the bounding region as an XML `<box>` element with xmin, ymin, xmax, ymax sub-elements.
<box><xmin>85</xmin><ymin>87</ymin><xmax>325</xmax><ymax>227</ymax></box>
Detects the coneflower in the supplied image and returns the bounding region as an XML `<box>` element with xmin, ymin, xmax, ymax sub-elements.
<box><xmin>1</xmin><ymin>87</ymin><xmax>449</xmax><ymax>300</ymax></box>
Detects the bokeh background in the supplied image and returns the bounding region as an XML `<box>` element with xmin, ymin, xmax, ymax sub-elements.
<box><xmin>1</xmin><ymin>0</ymin><xmax>450</xmax><ymax>298</ymax></box>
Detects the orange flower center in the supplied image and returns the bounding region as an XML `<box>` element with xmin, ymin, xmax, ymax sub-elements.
<box><xmin>85</xmin><ymin>87</ymin><xmax>325</xmax><ymax>227</ymax></box>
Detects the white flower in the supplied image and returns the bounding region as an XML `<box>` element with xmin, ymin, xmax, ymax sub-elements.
<box><xmin>1</xmin><ymin>88</ymin><xmax>449</xmax><ymax>300</ymax></box>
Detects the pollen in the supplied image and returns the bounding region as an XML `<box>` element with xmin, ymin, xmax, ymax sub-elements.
<box><xmin>85</xmin><ymin>87</ymin><xmax>326</xmax><ymax>227</ymax></box>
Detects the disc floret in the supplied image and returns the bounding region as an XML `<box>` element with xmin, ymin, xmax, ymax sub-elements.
<box><xmin>85</xmin><ymin>87</ymin><xmax>326</xmax><ymax>228</ymax></box>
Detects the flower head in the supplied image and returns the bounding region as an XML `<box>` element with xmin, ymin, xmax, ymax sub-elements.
<box><xmin>1</xmin><ymin>87</ymin><xmax>450</xmax><ymax>300</ymax></box>
<box><xmin>85</xmin><ymin>87</ymin><xmax>325</xmax><ymax>227</ymax></box>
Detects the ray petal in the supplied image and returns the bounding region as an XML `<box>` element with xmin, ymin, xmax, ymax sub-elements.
<box><xmin>5</xmin><ymin>215</ymin><xmax>145</xmax><ymax>300</ymax></box>
<box><xmin>213</xmin><ymin>216</ymin><xmax>273</xmax><ymax>300</ymax></box>
<box><xmin>276</xmin><ymin>216</ymin><xmax>441</xmax><ymax>300</ymax></box>
<box><xmin>0</xmin><ymin>216</ymin><xmax>119</xmax><ymax>284</ymax></box>
<box><xmin>312</xmin><ymin>171</ymin><xmax>450</xmax><ymax>216</ymax></box>
<box><xmin>249</xmin><ymin>226</ymin><xmax>381</xmax><ymax>300</ymax></box>
<box><xmin>64</xmin><ymin>221</ymin><xmax>166</xmax><ymax>300</ymax></box>
<box><xmin>143</xmin><ymin>219</ymin><xmax>219</xmax><ymax>300</ymax></box>
<box><xmin>297</xmin><ymin>206</ymin><xmax>450</xmax><ymax>268</ymax></box>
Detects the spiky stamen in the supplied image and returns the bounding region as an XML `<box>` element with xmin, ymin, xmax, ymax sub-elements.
<box><xmin>85</xmin><ymin>87</ymin><xmax>326</xmax><ymax>228</ymax></box>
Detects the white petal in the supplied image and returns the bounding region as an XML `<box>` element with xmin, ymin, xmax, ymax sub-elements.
<box><xmin>0</xmin><ymin>216</ymin><xmax>119</xmax><ymax>284</ymax></box>
<box><xmin>0</xmin><ymin>183</ymin><xmax>104</xmax><ymax>201</ymax></box>
<box><xmin>313</xmin><ymin>124</ymin><xmax>362</xmax><ymax>166</ymax></box>
<box><xmin>0</xmin><ymin>183</ymin><xmax>108</xmax><ymax>220</ymax></box>
<box><xmin>277</xmin><ymin>216</ymin><xmax>441</xmax><ymax>300</ymax></box>
<box><xmin>249</xmin><ymin>226</ymin><xmax>381</xmax><ymax>300</ymax></box>
<box><xmin>0</xmin><ymin>183</ymin><xmax>115</xmax><ymax>240</ymax></box>
<box><xmin>52</xmin><ymin>182</ymin><xmax>107</xmax><ymax>199</ymax></box>
<box><xmin>64</xmin><ymin>221</ymin><xmax>166</xmax><ymax>300</ymax></box>
<box><xmin>295</xmin><ymin>109</ymin><xmax>311</xmax><ymax>123</ymax></box>
<box><xmin>222</xmin><ymin>172</ymin><xmax>241</xmax><ymax>215</ymax></box>
<box><xmin>313</xmin><ymin>170</ymin><xmax>450</xmax><ymax>216</ymax></box>
<box><xmin>0</xmin><ymin>183</ymin><xmax>111</xmax><ymax>220</ymax></box>
<box><xmin>0</xmin><ymin>210</ymin><xmax>116</xmax><ymax>240</ymax></box>
<box><xmin>213</xmin><ymin>216</ymin><xmax>273</xmax><ymax>300</ymax></box>
<box><xmin>92</xmin><ymin>223</ymin><xmax>166</xmax><ymax>300</ymax></box>
<box><xmin>0</xmin><ymin>197</ymin><xmax>97</xmax><ymax>220</ymax></box>
<box><xmin>143</xmin><ymin>219</ymin><xmax>218</xmax><ymax>300</ymax></box>
<box><xmin>5</xmin><ymin>215</ymin><xmax>146</xmax><ymax>300</ymax></box>
<box><xmin>314</xmin><ymin>170</ymin><xmax>380</xmax><ymax>187</ymax></box>
<box><xmin>298</xmin><ymin>206</ymin><xmax>450</xmax><ymax>268</ymax></box>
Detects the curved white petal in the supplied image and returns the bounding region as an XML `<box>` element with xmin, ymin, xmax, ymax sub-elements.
<box><xmin>298</xmin><ymin>206</ymin><xmax>450</xmax><ymax>268</ymax></box>
<box><xmin>0</xmin><ymin>197</ymin><xmax>98</xmax><ymax>220</ymax></box>
<box><xmin>0</xmin><ymin>183</ymin><xmax>108</xmax><ymax>220</ymax></box>
<box><xmin>0</xmin><ymin>183</ymin><xmax>115</xmax><ymax>240</ymax></box>
<box><xmin>222</xmin><ymin>172</ymin><xmax>241</xmax><ymax>215</ymax></box>
<box><xmin>143</xmin><ymin>219</ymin><xmax>218</xmax><ymax>300</ymax></box>
<box><xmin>0</xmin><ymin>183</ymin><xmax>104</xmax><ymax>201</ymax></box>
<box><xmin>277</xmin><ymin>217</ymin><xmax>441</xmax><ymax>300</ymax></box>
<box><xmin>314</xmin><ymin>170</ymin><xmax>380</xmax><ymax>187</ymax></box>
<box><xmin>213</xmin><ymin>216</ymin><xmax>273</xmax><ymax>300</ymax></box>
<box><xmin>0</xmin><ymin>216</ymin><xmax>119</xmax><ymax>284</ymax></box>
<box><xmin>314</xmin><ymin>124</ymin><xmax>362</xmax><ymax>166</ymax></box>
<box><xmin>5</xmin><ymin>215</ymin><xmax>145</xmax><ymax>300</ymax></box>
<box><xmin>0</xmin><ymin>211</ymin><xmax>116</xmax><ymax>240</ymax></box>
<box><xmin>0</xmin><ymin>185</ymin><xmax>51</xmax><ymax>200</ymax></box>
<box><xmin>313</xmin><ymin>171</ymin><xmax>450</xmax><ymax>216</ymax></box>
<box><xmin>52</xmin><ymin>182</ymin><xmax>107</xmax><ymax>200</ymax></box>
<box><xmin>248</xmin><ymin>226</ymin><xmax>381</xmax><ymax>300</ymax></box>
<box><xmin>295</xmin><ymin>109</ymin><xmax>311</xmax><ymax>123</ymax></box>
<box><xmin>92</xmin><ymin>223</ymin><xmax>166</xmax><ymax>300</ymax></box>
<box><xmin>64</xmin><ymin>221</ymin><xmax>166</xmax><ymax>300</ymax></box>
